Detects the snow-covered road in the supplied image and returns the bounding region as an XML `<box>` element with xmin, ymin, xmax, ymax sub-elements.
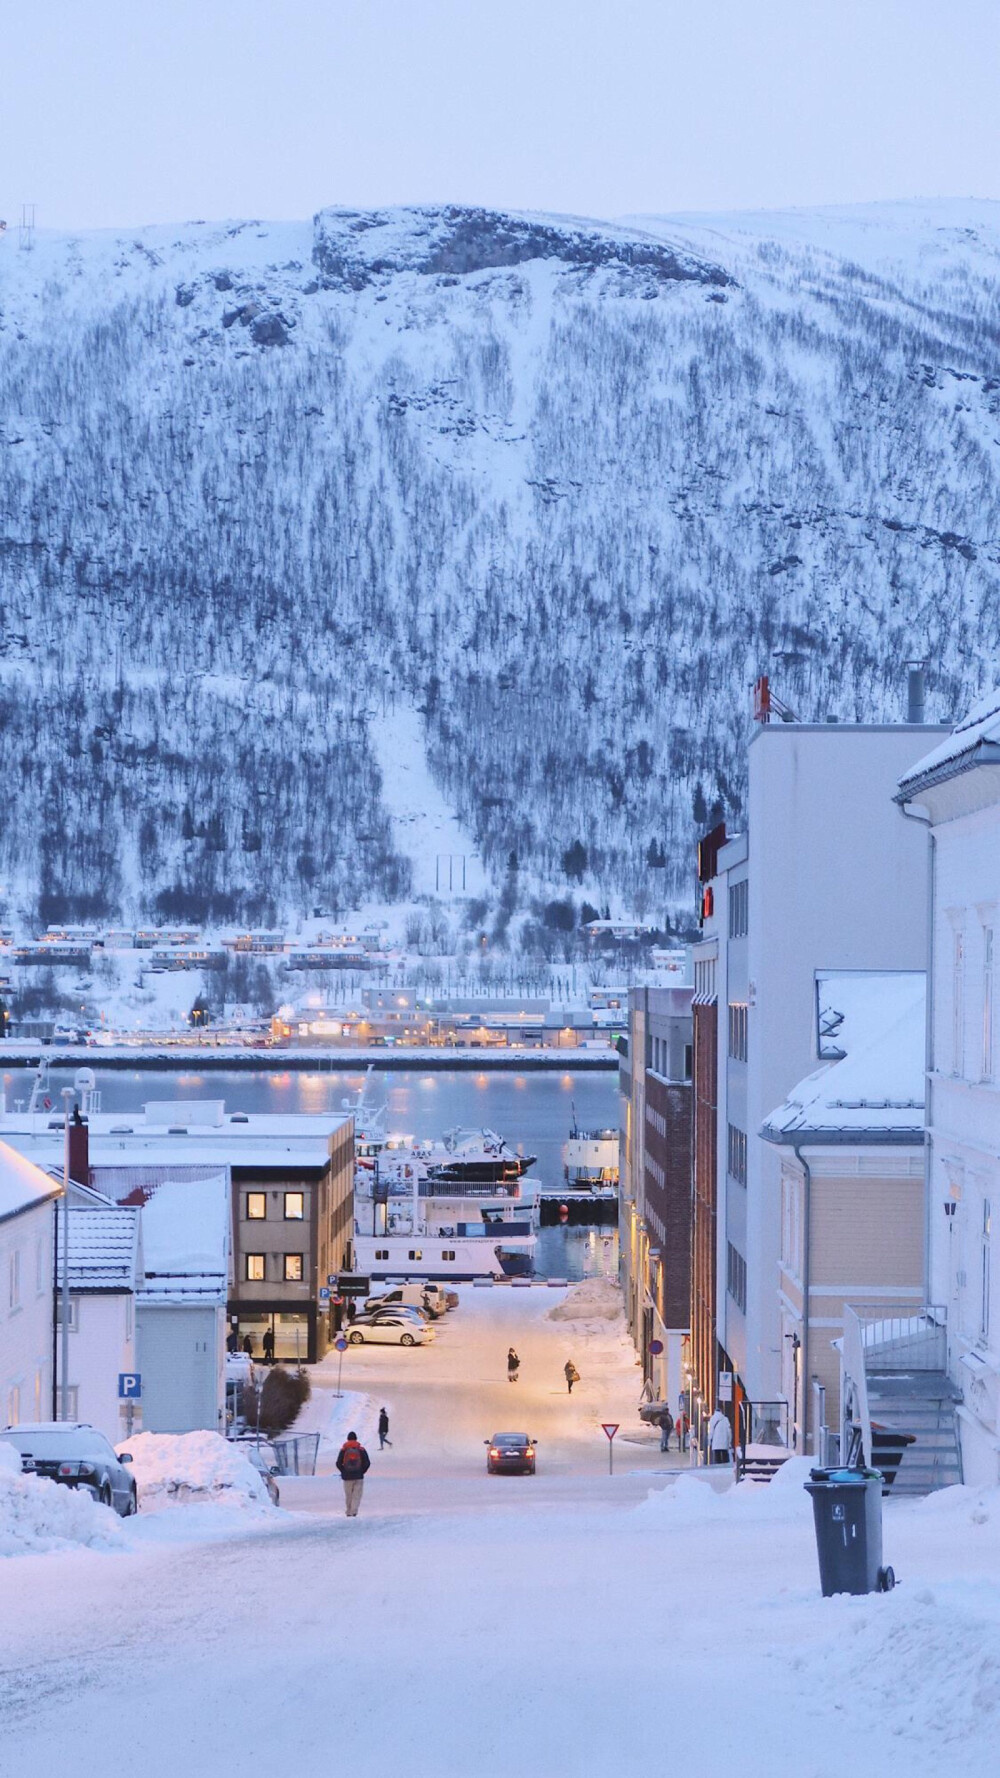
<box><xmin>4</xmin><ymin>1288</ymin><xmax>1000</xmax><ymax>1776</ymax></box>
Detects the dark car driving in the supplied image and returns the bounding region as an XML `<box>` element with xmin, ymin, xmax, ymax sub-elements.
<box><xmin>485</xmin><ymin>1432</ymin><xmax>537</xmax><ymax>1475</ymax></box>
<box><xmin>0</xmin><ymin>1422</ymin><xmax>138</xmax><ymax>1516</ymax></box>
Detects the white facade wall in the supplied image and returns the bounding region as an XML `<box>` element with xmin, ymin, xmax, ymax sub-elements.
<box><xmin>137</xmin><ymin>1303</ymin><xmax>226</xmax><ymax>1434</ymax></box>
<box><xmin>67</xmin><ymin>1291</ymin><xmax>136</xmax><ymax>1442</ymax></box>
<box><xmin>924</xmin><ymin>796</ymin><xmax>1000</xmax><ymax>1485</ymax></box>
<box><xmin>720</xmin><ymin>726</ymin><xmax>937</xmax><ymax>1410</ymax></box>
<box><xmin>1</xmin><ymin>1199</ymin><xmax>53</xmax><ymax>1425</ymax></box>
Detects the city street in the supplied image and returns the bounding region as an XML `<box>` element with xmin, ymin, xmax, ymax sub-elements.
<box><xmin>3</xmin><ymin>1288</ymin><xmax>1000</xmax><ymax>1778</ymax></box>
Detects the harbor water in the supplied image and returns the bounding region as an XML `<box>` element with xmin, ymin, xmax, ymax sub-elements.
<box><xmin>3</xmin><ymin>1064</ymin><xmax>620</xmax><ymax>1282</ymax></box>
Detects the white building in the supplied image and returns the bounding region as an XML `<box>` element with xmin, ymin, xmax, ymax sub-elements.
<box><xmin>0</xmin><ymin>1142</ymin><xmax>58</xmax><ymax>1426</ymax></box>
<box><xmin>695</xmin><ymin>717</ymin><xmax>941</xmax><ymax>1435</ymax></box>
<box><xmin>65</xmin><ymin>1195</ymin><xmax>141</xmax><ymax>1441</ymax></box>
<box><xmin>898</xmin><ymin>691</ymin><xmax>1000</xmax><ymax>1485</ymax></box>
<box><xmin>122</xmin><ymin>1170</ymin><xmax>229</xmax><ymax>1436</ymax></box>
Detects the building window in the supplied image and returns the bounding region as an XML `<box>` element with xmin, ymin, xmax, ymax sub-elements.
<box><xmin>35</xmin><ymin>1238</ymin><xmax>45</xmax><ymax>1296</ymax></box>
<box><xmin>8</xmin><ymin>1250</ymin><xmax>20</xmax><ymax>1311</ymax></box>
<box><xmin>694</xmin><ymin>957</ymin><xmax>716</xmax><ymax>1000</ymax></box>
<box><xmin>953</xmin><ymin>930</ymin><xmax>965</xmax><ymax>1075</ymax></box>
<box><xmin>983</xmin><ymin>928</ymin><xmax>994</xmax><ymax>1082</ymax></box>
<box><xmin>408</xmin><ymin>1250</ymin><xmax>423</xmax><ymax>1260</ymax></box>
<box><xmin>283</xmin><ymin>1254</ymin><xmax>304</xmax><ymax>1282</ymax></box>
<box><xmin>58</xmin><ymin>1386</ymin><xmax>79</xmax><ymax>1420</ymax></box>
<box><xmin>284</xmin><ymin>1192</ymin><xmax>305</xmax><ymax>1221</ymax></box>
<box><xmin>441</xmin><ymin>1249</ymin><xmax>456</xmax><ymax>1261</ymax></box>
<box><xmin>729</xmin><ymin>879</ymin><xmax>749</xmax><ymax>938</ymax></box>
<box><xmin>982</xmin><ymin>1200</ymin><xmax>992</xmax><ymax>1342</ymax></box>
<box><xmin>245</xmin><ymin>1254</ymin><xmax>266</xmax><ymax>1282</ymax></box>
<box><xmin>375</xmin><ymin>1249</ymin><xmax>389</xmax><ymax>1260</ymax></box>
<box><xmin>728</xmin><ymin>1003</ymin><xmax>748</xmax><ymax>1061</ymax></box>
<box><xmin>7</xmin><ymin>1384</ymin><xmax>20</xmax><ymax>1425</ymax></box>
<box><xmin>54</xmin><ymin>1296</ymin><xmax>79</xmax><ymax>1330</ymax></box>
<box><xmin>727</xmin><ymin>1123</ymin><xmax>747</xmax><ymax>1185</ymax></box>
<box><xmin>726</xmin><ymin>1242</ymin><xmax>747</xmax><ymax>1313</ymax></box>
<box><xmin>246</xmin><ymin>1193</ymin><xmax>267</xmax><ymax>1220</ymax></box>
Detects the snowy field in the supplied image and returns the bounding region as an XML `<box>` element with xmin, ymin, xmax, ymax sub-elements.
<box><xmin>3</xmin><ymin>1286</ymin><xmax>1000</xmax><ymax>1776</ymax></box>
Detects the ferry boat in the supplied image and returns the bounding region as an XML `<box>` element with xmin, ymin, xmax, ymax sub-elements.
<box><xmin>562</xmin><ymin>1121</ymin><xmax>619</xmax><ymax>1190</ymax></box>
<box><xmin>353</xmin><ymin>1163</ymin><xmax>536</xmax><ymax>1280</ymax></box>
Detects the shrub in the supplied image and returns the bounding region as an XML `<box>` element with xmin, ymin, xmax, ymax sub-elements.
<box><xmin>257</xmin><ymin>1366</ymin><xmax>311</xmax><ymax>1436</ymax></box>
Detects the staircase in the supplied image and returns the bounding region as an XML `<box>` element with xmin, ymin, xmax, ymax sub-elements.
<box><xmin>866</xmin><ymin>1373</ymin><xmax>963</xmax><ymax>1497</ymax></box>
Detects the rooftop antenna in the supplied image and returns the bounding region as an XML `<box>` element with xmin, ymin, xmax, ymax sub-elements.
<box><xmin>18</xmin><ymin>204</ymin><xmax>35</xmax><ymax>251</ymax></box>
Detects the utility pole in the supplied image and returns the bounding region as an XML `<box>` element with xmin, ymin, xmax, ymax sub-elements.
<box><xmin>60</xmin><ymin>1087</ymin><xmax>74</xmax><ymax>1419</ymax></box>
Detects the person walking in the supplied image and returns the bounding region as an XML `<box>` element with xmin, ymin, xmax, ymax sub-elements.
<box><xmin>564</xmin><ymin>1360</ymin><xmax>580</xmax><ymax>1394</ymax></box>
<box><xmin>658</xmin><ymin>1405</ymin><xmax>675</xmax><ymax>1453</ymax></box>
<box><xmin>336</xmin><ymin>1431</ymin><xmax>371</xmax><ymax>1516</ymax></box>
<box><xmin>507</xmin><ymin>1347</ymin><xmax>520</xmax><ymax>1384</ymax></box>
<box><xmin>262</xmin><ymin>1326</ymin><xmax>275</xmax><ymax>1365</ymax></box>
<box><xmin>378</xmin><ymin>1406</ymin><xmax>392</xmax><ymax>1450</ymax></box>
<box><xmin>707</xmin><ymin>1407</ymin><xmax>733</xmax><ymax>1465</ymax></box>
<box><xmin>675</xmin><ymin>1409</ymin><xmax>690</xmax><ymax>1454</ymax></box>
<box><xmin>242</xmin><ymin>1333</ymin><xmax>253</xmax><ymax>1357</ymax></box>
<box><xmin>226</xmin><ymin>1327</ymin><xmax>238</xmax><ymax>1355</ymax></box>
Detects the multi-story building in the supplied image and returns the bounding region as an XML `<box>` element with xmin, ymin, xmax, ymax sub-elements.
<box><xmin>0</xmin><ymin>1100</ymin><xmax>354</xmax><ymax>1365</ymax></box>
<box><xmin>619</xmin><ymin>986</ymin><xmax>693</xmax><ymax>1410</ymax></box>
<box><xmin>897</xmin><ymin>691</ymin><xmax>1000</xmax><ymax>1485</ymax></box>
<box><xmin>692</xmin><ymin>710</ymin><xmax>942</xmax><ymax>1445</ymax></box>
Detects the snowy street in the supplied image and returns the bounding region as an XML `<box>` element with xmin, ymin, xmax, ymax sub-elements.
<box><xmin>4</xmin><ymin>1287</ymin><xmax>1000</xmax><ymax>1777</ymax></box>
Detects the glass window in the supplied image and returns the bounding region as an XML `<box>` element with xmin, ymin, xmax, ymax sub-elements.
<box><xmin>246</xmin><ymin>1193</ymin><xmax>266</xmax><ymax>1221</ymax></box>
<box><xmin>408</xmin><ymin>1250</ymin><xmax>423</xmax><ymax>1261</ymax></box>
<box><xmin>982</xmin><ymin>1200</ymin><xmax>992</xmax><ymax>1342</ymax></box>
<box><xmin>441</xmin><ymin>1250</ymin><xmax>456</xmax><ymax>1261</ymax></box>
<box><xmin>283</xmin><ymin>1254</ymin><xmax>304</xmax><ymax>1282</ymax></box>
<box><xmin>54</xmin><ymin>1295</ymin><xmax>79</xmax><ymax>1330</ymax></box>
<box><xmin>8</xmin><ymin>1250</ymin><xmax>20</xmax><ymax>1310</ymax></box>
<box><xmin>283</xmin><ymin>1192</ymin><xmax>304</xmax><ymax>1221</ymax></box>
<box><xmin>953</xmin><ymin>931</ymin><xmax>965</xmax><ymax>1075</ymax></box>
<box><xmin>246</xmin><ymin>1253</ymin><xmax>266</xmax><ymax>1282</ymax></box>
<box><xmin>984</xmin><ymin>928</ymin><xmax>994</xmax><ymax>1082</ymax></box>
<box><xmin>375</xmin><ymin>1249</ymin><xmax>389</xmax><ymax>1259</ymax></box>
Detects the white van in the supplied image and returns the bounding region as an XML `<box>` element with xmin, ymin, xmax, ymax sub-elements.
<box><xmin>365</xmin><ymin>1283</ymin><xmax>448</xmax><ymax>1318</ymax></box>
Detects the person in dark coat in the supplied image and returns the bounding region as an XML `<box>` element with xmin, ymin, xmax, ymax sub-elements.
<box><xmin>226</xmin><ymin>1328</ymin><xmax>238</xmax><ymax>1355</ymax></box>
<box><xmin>658</xmin><ymin>1406</ymin><xmax>675</xmax><ymax>1453</ymax></box>
<box><xmin>507</xmin><ymin>1347</ymin><xmax>520</xmax><ymax>1383</ymax></box>
<box><xmin>336</xmin><ymin>1431</ymin><xmax>371</xmax><ymax>1516</ymax></box>
<box><xmin>242</xmin><ymin>1333</ymin><xmax>253</xmax><ymax>1357</ymax></box>
<box><xmin>262</xmin><ymin>1327</ymin><xmax>275</xmax><ymax>1365</ymax></box>
<box><xmin>378</xmin><ymin>1407</ymin><xmax>392</xmax><ymax>1450</ymax></box>
<box><xmin>564</xmin><ymin>1360</ymin><xmax>580</xmax><ymax>1394</ymax></box>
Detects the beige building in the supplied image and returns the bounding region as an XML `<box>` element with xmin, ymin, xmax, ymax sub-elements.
<box><xmin>762</xmin><ymin>972</ymin><xmax>927</xmax><ymax>1453</ymax></box>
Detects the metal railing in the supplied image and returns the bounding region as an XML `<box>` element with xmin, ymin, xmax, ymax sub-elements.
<box><xmin>848</xmin><ymin>1304</ymin><xmax>948</xmax><ymax>1373</ymax></box>
<box><xmin>271</xmin><ymin>1433</ymin><xmax>321</xmax><ymax>1476</ymax></box>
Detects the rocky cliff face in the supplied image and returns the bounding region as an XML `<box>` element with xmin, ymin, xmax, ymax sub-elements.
<box><xmin>0</xmin><ymin>200</ymin><xmax>998</xmax><ymax>935</ymax></box>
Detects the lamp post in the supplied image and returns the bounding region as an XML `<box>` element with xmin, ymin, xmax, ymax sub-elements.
<box><xmin>59</xmin><ymin>1086</ymin><xmax>74</xmax><ymax>1420</ymax></box>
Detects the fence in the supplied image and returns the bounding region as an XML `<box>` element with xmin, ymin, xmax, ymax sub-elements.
<box><xmin>848</xmin><ymin>1304</ymin><xmax>948</xmax><ymax>1373</ymax></box>
<box><xmin>271</xmin><ymin>1433</ymin><xmax>321</xmax><ymax>1476</ymax></box>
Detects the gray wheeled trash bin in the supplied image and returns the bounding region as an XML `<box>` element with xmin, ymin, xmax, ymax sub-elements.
<box><xmin>804</xmin><ymin>1467</ymin><xmax>895</xmax><ymax>1597</ymax></box>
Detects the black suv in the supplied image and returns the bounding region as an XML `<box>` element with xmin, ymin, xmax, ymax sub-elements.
<box><xmin>0</xmin><ymin>1423</ymin><xmax>138</xmax><ymax>1516</ymax></box>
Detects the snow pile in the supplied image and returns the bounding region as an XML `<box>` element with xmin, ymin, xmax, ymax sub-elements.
<box><xmin>547</xmin><ymin>1277</ymin><xmax>623</xmax><ymax>1324</ymax></box>
<box><xmin>0</xmin><ymin>1441</ymin><xmax>126</xmax><ymax>1557</ymax></box>
<box><xmin>635</xmin><ymin>1457</ymin><xmax>814</xmax><ymax>1527</ymax></box>
<box><xmin>118</xmin><ymin>1431</ymin><xmax>271</xmax><ymax>1511</ymax></box>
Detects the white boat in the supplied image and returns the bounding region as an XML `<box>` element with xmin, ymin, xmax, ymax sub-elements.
<box><xmin>562</xmin><ymin>1121</ymin><xmax>619</xmax><ymax>1189</ymax></box>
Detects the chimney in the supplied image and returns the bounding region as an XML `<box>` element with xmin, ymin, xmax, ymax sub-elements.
<box><xmin>68</xmin><ymin>1106</ymin><xmax>90</xmax><ymax>1187</ymax></box>
<box><xmin>907</xmin><ymin>664</ymin><xmax>926</xmax><ymax>725</ymax></box>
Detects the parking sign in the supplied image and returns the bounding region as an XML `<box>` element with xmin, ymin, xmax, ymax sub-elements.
<box><xmin>118</xmin><ymin>1373</ymin><xmax>142</xmax><ymax>1400</ymax></box>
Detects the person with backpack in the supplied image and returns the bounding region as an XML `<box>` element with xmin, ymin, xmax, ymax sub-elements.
<box><xmin>658</xmin><ymin>1405</ymin><xmax>675</xmax><ymax>1453</ymax></box>
<box><xmin>507</xmin><ymin>1347</ymin><xmax>520</xmax><ymax>1383</ymax></box>
<box><xmin>336</xmin><ymin>1431</ymin><xmax>371</xmax><ymax>1516</ymax></box>
<box><xmin>378</xmin><ymin>1407</ymin><xmax>392</xmax><ymax>1450</ymax></box>
<box><xmin>564</xmin><ymin>1360</ymin><xmax>580</xmax><ymax>1394</ymax></box>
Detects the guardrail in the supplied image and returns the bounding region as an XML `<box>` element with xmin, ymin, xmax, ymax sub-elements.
<box><xmin>849</xmin><ymin>1304</ymin><xmax>948</xmax><ymax>1373</ymax></box>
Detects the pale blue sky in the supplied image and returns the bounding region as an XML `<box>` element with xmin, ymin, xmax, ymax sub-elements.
<box><xmin>2</xmin><ymin>1</ymin><xmax>998</xmax><ymax>229</ymax></box>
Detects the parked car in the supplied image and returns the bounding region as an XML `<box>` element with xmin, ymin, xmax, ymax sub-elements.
<box><xmin>485</xmin><ymin>1432</ymin><xmax>537</xmax><ymax>1475</ymax></box>
<box><xmin>0</xmin><ymin>1422</ymin><xmax>138</xmax><ymax>1515</ymax></box>
<box><xmin>365</xmin><ymin>1284</ymin><xmax>447</xmax><ymax>1318</ymax></box>
<box><xmin>348</xmin><ymin>1314</ymin><xmax>433</xmax><ymax>1347</ymax></box>
<box><xmin>361</xmin><ymin>1303</ymin><xmax>429</xmax><ymax>1330</ymax></box>
<box><xmin>244</xmin><ymin>1444</ymin><xmax>281</xmax><ymax>1506</ymax></box>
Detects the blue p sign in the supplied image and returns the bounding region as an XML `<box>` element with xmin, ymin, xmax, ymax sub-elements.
<box><xmin>118</xmin><ymin>1373</ymin><xmax>141</xmax><ymax>1400</ymax></box>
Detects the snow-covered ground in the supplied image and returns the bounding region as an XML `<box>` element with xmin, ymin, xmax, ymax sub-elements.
<box><xmin>2</xmin><ymin>1288</ymin><xmax>999</xmax><ymax>1775</ymax></box>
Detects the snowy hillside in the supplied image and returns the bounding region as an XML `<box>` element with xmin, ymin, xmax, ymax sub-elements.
<box><xmin>1</xmin><ymin>199</ymin><xmax>999</xmax><ymax>941</ymax></box>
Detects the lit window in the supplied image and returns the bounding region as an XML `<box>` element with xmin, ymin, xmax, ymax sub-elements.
<box><xmin>246</xmin><ymin>1254</ymin><xmax>266</xmax><ymax>1282</ymax></box>
<box><xmin>408</xmin><ymin>1250</ymin><xmax>423</xmax><ymax>1261</ymax></box>
<box><xmin>284</xmin><ymin>1192</ymin><xmax>304</xmax><ymax>1221</ymax></box>
<box><xmin>246</xmin><ymin>1193</ymin><xmax>266</xmax><ymax>1220</ymax></box>
<box><xmin>441</xmin><ymin>1250</ymin><xmax>456</xmax><ymax>1261</ymax></box>
<box><xmin>284</xmin><ymin>1254</ymin><xmax>304</xmax><ymax>1282</ymax></box>
<box><xmin>375</xmin><ymin>1249</ymin><xmax>389</xmax><ymax>1260</ymax></box>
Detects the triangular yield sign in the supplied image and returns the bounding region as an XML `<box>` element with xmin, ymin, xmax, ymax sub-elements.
<box><xmin>601</xmin><ymin>1422</ymin><xmax>619</xmax><ymax>1439</ymax></box>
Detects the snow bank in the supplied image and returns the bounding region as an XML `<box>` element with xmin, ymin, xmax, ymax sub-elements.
<box><xmin>547</xmin><ymin>1278</ymin><xmax>623</xmax><ymax>1324</ymax></box>
<box><xmin>118</xmin><ymin>1431</ymin><xmax>271</xmax><ymax>1511</ymax></box>
<box><xmin>635</xmin><ymin>1458</ymin><xmax>815</xmax><ymax>1528</ymax></box>
<box><xmin>0</xmin><ymin>1441</ymin><xmax>126</xmax><ymax>1557</ymax></box>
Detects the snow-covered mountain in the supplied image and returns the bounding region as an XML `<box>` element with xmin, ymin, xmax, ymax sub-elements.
<box><xmin>1</xmin><ymin>199</ymin><xmax>999</xmax><ymax>939</ymax></box>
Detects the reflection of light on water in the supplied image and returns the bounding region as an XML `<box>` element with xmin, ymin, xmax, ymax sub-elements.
<box><xmin>298</xmin><ymin>1074</ymin><xmax>327</xmax><ymax>1113</ymax></box>
<box><xmin>560</xmin><ymin>1074</ymin><xmax>573</xmax><ymax>1089</ymax></box>
<box><xmin>475</xmin><ymin>1074</ymin><xmax>488</xmax><ymax>1088</ymax></box>
<box><xmin>177</xmin><ymin>1074</ymin><xmax>205</xmax><ymax>1086</ymax></box>
<box><xmin>514</xmin><ymin>1076</ymin><xmax>526</xmax><ymax>1089</ymax></box>
<box><xmin>419</xmin><ymin>1077</ymin><xmax>436</xmax><ymax>1090</ymax></box>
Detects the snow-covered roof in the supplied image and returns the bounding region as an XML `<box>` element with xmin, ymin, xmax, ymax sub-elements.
<box><xmin>67</xmin><ymin>1206</ymin><xmax>139</xmax><ymax>1291</ymax></box>
<box><xmin>816</xmin><ymin>970</ymin><xmax>924</xmax><ymax>1059</ymax></box>
<box><xmin>0</xmin><ymin>1105</ymin><xmax>351</xmax><ymax>1177</ymax></box>
<box><xmin>763</xmin><ymin>972</ymin><xmax>926</xmax><ymax>1143</ymax></box>
<box><xmin>93</xmin><ymin>1170</ymin><xmax>229</xmax><ymax>1305</ymax></box>
<box><xmin>898</xmin><ymin>688</ymin><xmax>1000</xmax><ymax>797</ymax></box>
<box><xmin>0</xmin><ymin>1140</ymin><xmax>59</xmax><ymax>1224</ymax></box>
